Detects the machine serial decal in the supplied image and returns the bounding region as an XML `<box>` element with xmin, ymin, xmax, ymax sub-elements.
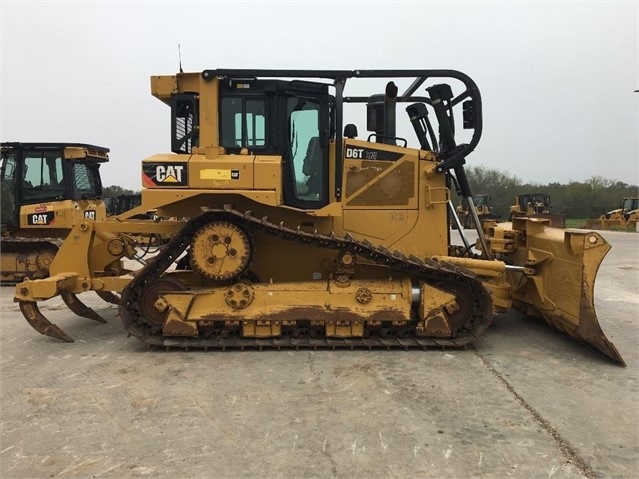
<box><xmin>200</xmin><ymin>169</ymin><xmax>241</xmax><ymax>180</ymax></box>
<box><xmin>28</xmin><ymin>212</ymin><xmax>55</xmax><ymax>226</ymax></box>
<box><xmin>344</xmin><ymin>146</ymin><xmax>403</xmax><ymax>162</ymax></box>
<box><xmin>142</xmin><ymin>162</ymin><xmax>188</xmax><ymax>187</ymax></box>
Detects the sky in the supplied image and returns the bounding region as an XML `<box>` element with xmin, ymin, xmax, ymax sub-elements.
<box><xmin>1</xmin><ymin>1</ymin><xmax>637</xmax><ymax>191</ymax></box>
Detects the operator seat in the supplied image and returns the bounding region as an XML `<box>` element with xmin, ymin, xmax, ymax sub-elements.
<box><xmin>344</xmin><ymin>124</ymin><xmax>358</xmax><ymax>139</ymax></box>
<box><xmin>302</xmin><ymin>137</ymin><xmax>322</xmax><ymax>197</ymax></box>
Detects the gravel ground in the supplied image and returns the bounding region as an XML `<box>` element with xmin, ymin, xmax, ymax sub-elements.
<box><xmin>0</xmin><ymin>230</ymin><xmax>637</xmax><ymax>478</ymax></box>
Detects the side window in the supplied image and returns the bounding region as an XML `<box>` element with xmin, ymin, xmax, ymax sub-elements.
<box><xmin>220</xmin><ymin>97</ymin><xmax>266</xmax><ymax>149</ymax></box>
<box><xmin>287</xmin><ymin>97</ymin><xmax>323</xmax><ymax>202</ymax></box>
<box><xmin>171</xmin><ymin>93</ymin><xmax>198</xmax><ymax>154</ymax></box>
<box><xmin>1</xmin><ymin>154</ymin><xmax>16</xmax><ymax>221</ymax></box>
<box><xmin>73</xmin><ymin>162</ymin><xmax>102</xmax><ymax>198</ymax></box>
<box><xmin>1</xmin><ymin>155</ymin><xmax>16</xmax><ymax>182</ymax></box>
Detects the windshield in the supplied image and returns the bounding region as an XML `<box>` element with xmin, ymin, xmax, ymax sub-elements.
<box><xmin>622</xmin><ymin>198</ymin><xmax>638</xmax><ymax>211</ymax></box>
<box><xmin>473</xmin><ymin>195</ymin><xmax>487</xmax><ymax>207</ymax></box>
<box><xmin>21</xmin><ymin>149</ymin><xmax>66</xmax><ymax>202</ymax></box>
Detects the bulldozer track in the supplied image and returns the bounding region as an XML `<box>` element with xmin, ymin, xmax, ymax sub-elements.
<box><xmin>119</xmin><ymin>206</ymin><xmax>494</xmax><ymax>350</ymax></box>
<box><xmin>0</xmin><ymin>237</ymin><xmax>63</xmax><ymax>285</ymax></box>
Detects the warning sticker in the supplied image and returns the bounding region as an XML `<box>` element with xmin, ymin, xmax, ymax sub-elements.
<box><xmin>200</xmin><ymin>169</ymin><xmax>240</xmax><ymax>180</ymax></box>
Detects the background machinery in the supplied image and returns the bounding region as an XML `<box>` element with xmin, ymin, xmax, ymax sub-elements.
<box><xmin>11</xmin><ymin>69</ymin><xmax>623</xmax><ymax>365</ymax></box>
<box><xmin>585</xmin><ymin>196</ymin><xmax>638</xmax><ymax>231</ymax></box>
<box><xmin>452</xmin><ymin>194</ymin><xmax>500</xmax><ymax>229</ymax></box>
<box><xmin>105</xmin><ymin>194</ymin><xmax>142</xmax><ymax>216</ymax></box>
<box><xmin>509</xmin><ymin>193</ymin><xmax>565</xmax><ymax>228</ymax></box>
<box><xmin>1</xmin><ymin>142</ymin><xmax>109</xmax><ymax>282</ymax></box>
<box><xmin>104</xmin><ymin>193</ymin><xmax>170</xmax><ymax>247</ymax></box>
<box><xmin>0</xmin><ymin>142</ymin><xmax>121</xmax><ymax>319</ymax></box>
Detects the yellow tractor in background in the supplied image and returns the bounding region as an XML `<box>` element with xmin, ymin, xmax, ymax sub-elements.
<box><xmin>11</xmin><ymin>68</ymin><xmax>624</xmax><ymax>365</ymax></box>
<box><xmin>1</xmin><ymin>143</ymin><xmax>121</xmax><ymax>313</ymax></box>
<box><xmin>451</xmin><ymin>194</ymin><xmax>500</xmax><ymax>229</ymax></box>
<box><xmin>585</xmin><ymin>197</ymin><xmax>638</xmax><ymax>231</ymax></box>
<box><xmin>509</xmin><ymin>193</ymin><xmax>566</xmax><ymax>228</ymax></box>
<box><xmin>1</xmin><ymin>142</ymin><xmax>109</xmax><ymax>283</ymax></box>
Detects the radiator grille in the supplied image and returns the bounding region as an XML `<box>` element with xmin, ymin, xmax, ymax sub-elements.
<box><xmin>346</xmin><ymin>162</ymin><xmax>414</xmax><ymax>207</ymax></box>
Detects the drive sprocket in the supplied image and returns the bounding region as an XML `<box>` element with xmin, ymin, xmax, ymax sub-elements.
<box><xmin>189</xmin><ymin>221</ymin><xmax>251</xmax><ymax>280</ymax></box>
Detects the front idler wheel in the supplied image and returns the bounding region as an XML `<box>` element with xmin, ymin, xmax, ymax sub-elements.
<box><xmin>138</xmin><ymin>277</ymin><xmax>188</xmax><ymax>333</ymax></box>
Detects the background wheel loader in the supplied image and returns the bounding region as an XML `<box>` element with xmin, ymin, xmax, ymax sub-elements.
<box><xmin>11</xmin><ymin>69</ymin><xmax>624</xmax><ymax>365</ymax></box>
<box><xmin>585</xmin><ymin>196</ymin><xmax>638</xmax><ymax>231</ymax></box>
<box><xmin>509</xmin><ymin>193</ymin><xmax>566</xmax><ymax>228</ymax></box>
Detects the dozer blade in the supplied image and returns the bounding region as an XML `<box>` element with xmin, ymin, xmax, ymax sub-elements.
<box><xmin>584</xmin><ymin>218</ymin><xmax>604</xmax><ymax>230</ymax></box>
<box><xmin>95</xmin><ymin>290</ymin><xmax>120</xmax><ymax>305</ymax></box>
<box><xmin>511</xmin><ymin>223</ymin><xmax>624</xmax><ymax>366</ymax></box>
<box><xmin>61</xmin><ymin>292</ymin><xmax>107</xmax><ymax>323</ymax></box>
<box><xmin>19</xmin><ymin>301</ymin><xmax>74</xmax><ymax>343</ymax></box>
<box><xmin>536</xmin><ymin>213</ymin><xmax>566</xmax><ymax>228</ymax></box>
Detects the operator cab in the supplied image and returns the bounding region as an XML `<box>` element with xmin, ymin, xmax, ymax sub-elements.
<box><xmin>165</xmin><ymin>69</ymin><xmax>482</xmax><ymax>213</ymax></box>
<box><xmin>219</xmin><ymin>79</ymin><xmax>330</xmax><ymax>210</ymax></box>
<box><xmin>0</xmin><ymin>142</ymin><xmax>108</xmax><ymax>226</ymax></box>
<box><xmin>172</xmin><ymin>79</ymin><xmax>331</xmax><ymax>210</ymax></box>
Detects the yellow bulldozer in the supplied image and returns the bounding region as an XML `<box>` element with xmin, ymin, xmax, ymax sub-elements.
<box><xmin>451</xmin><ymin>194</ymin><xmax>500</xmax><ymax>229</ymax></box>
<box><xmin>1</xmin><ymin>142</ymin><xmax>110</xmax><ymax>283</ymax></box>
<box><xmin>11</xmin><ymin>68</ymin><xmax>623</xmax><ymax>365</ymax></box>
<box><xmin>0</xmin><ymin>142</ymin><xmax>173</xmax><ymax>313</ymax></box>
<box><xmin>509</xmin><ymin>193</ymin><xmax>566</xmax><ymax>228</ymax></box>
<box><xmin>585</xmin><ymin>197</ymin><xmax>638</xmax><ymax>231</ymax></box>
<box><xmin>0</xmin><ymin>142</ymin><xmax>121</xmax><ymax>312</ymax></box>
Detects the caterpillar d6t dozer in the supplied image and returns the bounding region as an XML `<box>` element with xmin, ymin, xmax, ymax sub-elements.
<box><xmin>509</xmin><ymin>193</ymin><xmax>566</xmax><ymax>228</ymax></box>
<box><xmin>13</xmin><ymin>69</ymin><xmax>624</xmax><ymax>365</ymax></box>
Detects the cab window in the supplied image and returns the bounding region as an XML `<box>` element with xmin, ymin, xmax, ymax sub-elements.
<box><xmin>220</xmin><ymin>97</ymin><xmax>266</xmax><ymax>150</ymax></box>
<box><xmin>1</xmin><ymin>154</ymin><xmax>16</xmax><ymax>221</ymax></box>
<box><xmin>22</xmin><ymin>150</ymin><xmax>65</xmax><ymax>201</ymax></box>
<box><xmin>287</xmin><ymin>97</ymin><xmax>323</xmax><ymax>202</ymax></box>
<box><xmin>1</xmin><ymin>154</ymin><xmax>15</xmax><ymax>182</ymax></box>
<box><xmin>73</xmin><ymin>162</ymin><xmax>102</xmax><ymax>198</ymax></box>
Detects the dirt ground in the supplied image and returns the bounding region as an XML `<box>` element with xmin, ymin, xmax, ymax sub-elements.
<box><xmin>0</xmin><ymin>230</ymin><xmax>637</xmax><ymax>478</ymax></box>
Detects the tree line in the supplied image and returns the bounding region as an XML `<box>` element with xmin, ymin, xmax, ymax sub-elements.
<box><xmin>102</xmin><ymin>185</ymin><xmax>139</xmax><ymax>198</ymax></box>
<box><xmin>103</xmin><ymin>166</ymin><xmax>639</xmax><ymax>221</ymax></box>
<box><xmin>454</xmin><ymin>166</ymin><xmax>638</xmax><ymax>220</ymax></box>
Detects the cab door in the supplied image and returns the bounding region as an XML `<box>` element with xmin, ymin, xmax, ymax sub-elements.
<box><xmin>278</xmin><ymin>84</ymin><xmax>330</xmax><ymax>210</ymax></box>
<box><xmin>0</xmin><ymin>152</ymin><xmax>18</xmax><ymax>225</ymax></box>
